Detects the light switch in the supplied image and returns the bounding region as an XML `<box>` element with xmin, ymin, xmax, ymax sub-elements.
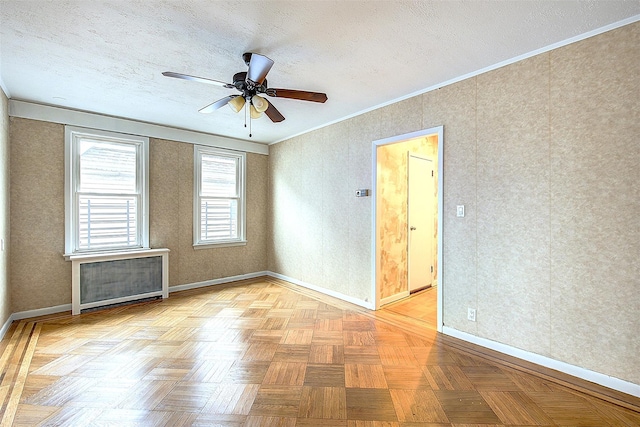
<box><xmin>456</xmin><ymin>205</ymin><xmax>465</xmax><ymax>218</ymax></box>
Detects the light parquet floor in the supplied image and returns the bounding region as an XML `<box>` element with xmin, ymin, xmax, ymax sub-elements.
<box><xmin>0</xmin><ymin>277</ymin><xmax>639</xmax><ymax>426</ymax></box>
<box><xmin>384</xmin><ymin>287</ymin><xmax>437</xmax><ymax>327</ymax></box>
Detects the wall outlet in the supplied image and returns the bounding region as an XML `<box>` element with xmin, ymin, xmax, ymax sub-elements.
<box><xmin>456</xmin><ymin>205</ymin><xmax>465</xmax><ymax>217</ymax></box>
<box><xmin>467</xmin><ymin>308</ymin><xmax>476</xmax><ymax>322</ymax></box>
<box><xmin>355</xmin><ymin>189</ymin><xmax>369</xmax><ymax>197</ymax></box>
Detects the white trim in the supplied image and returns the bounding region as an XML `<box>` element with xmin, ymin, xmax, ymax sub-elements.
<box><xmin>9</xmin><ymin>100</ymin><xmax>269</xmax><ymax>155</ymax></box>
<box><xmin>443</xmin><ymin>326</ymin><xmax>640</xmax><ymax>399</ymax></box>
<box><xmin>168</xmin><ymin>271</ymin><xmax>270</xmax><ymax>293</ymax></box>
<box><xmin>193</xmin><ymin>145</ymin><xmax>247</xmax><ymax>247</ymax></box>
<box><xmin>372</xmin><ymin>126</ymin><xmax>444</xmax><ymax>333</ymax></box>
<box><xmin>193</xmin><ymin>240</ymin><xmax>247</xmax><ymax>250</ymax></box>
<box><xmin>0</xmin><ymin>75</ymin><xmax>10</xmax><ymax>99</ymax></box>
<box><xmin>12</xmin><ymin>304</ymin><xmax>72</xmax><ymax>321</ymax></box>
<box><xmin>267</xmin><ymin>272</ymin><xmax>375</xmax><ymax>310</ymax></box>
<box><xmin>371</xmin><ymin>142</ymin><xmax>379</xmax><ymax>309</ymax></box>
<box><xmin>380</xmin><ymin>291</ymin><xmax>409</xmax><ymax>307</ymax></box>
<box><xmin>64</xmin><ymin>126</ymin><xmax>150</xmax><ymax>255</ymax></box>
<box><xmin>78</xmin><ymin>291</ymin><xmax>165</xmax><ymax>312</ymax></box>
<box><xmin>0</xmin><ymin>314</ymin><xmax>15</xmax><ymax>340</ymax></box>
<box><xmin>67</xmin><ymin>248</ymin><xmax>169</xmax><ymax>263</ymax></box>
<box><xmin>436</xmin><ymin>127</ymin><xmax>444</xmax><ymax>331</ymax></box>
<box><xmin>270</xmin><ymin>15</ymin><xmax>640</xmax><ymax>146</ymax></box>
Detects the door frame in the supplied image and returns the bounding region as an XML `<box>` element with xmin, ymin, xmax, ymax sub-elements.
<box><xmin>371</xmin><ymin>126</ymin><xmax>444</xmax><ymax>332</ymax></box>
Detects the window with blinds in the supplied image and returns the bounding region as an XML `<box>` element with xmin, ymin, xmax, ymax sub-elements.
<box><xmin>194</xmin><ymin>146</ymin><xmax>246</xmax><ymax>247</ymax></box>
<box><xmin>65</xmin><ymin>127</ymin><xmax>149</xmax><ymax>255</ymax></box>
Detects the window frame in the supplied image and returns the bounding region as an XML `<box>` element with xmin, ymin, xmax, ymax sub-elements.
<box><xmin>64</xmin><ymin>126</ymin><xmax>149</xmax><ymax>256</ymax></box>
<box><xmin>193</xmin><ymin>145</ymin><xmax>246</xmax><ymax>248</ymax></box>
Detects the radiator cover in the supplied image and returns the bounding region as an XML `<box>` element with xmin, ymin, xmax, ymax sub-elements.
<box><xmin>70</xmin><ymin>248</ymin><xmax>169</xmax><ymax>314</ymax></box>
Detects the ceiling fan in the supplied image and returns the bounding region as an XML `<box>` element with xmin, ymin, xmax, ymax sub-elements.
<box><xmin>163</xmin><ymin>52</ymin><xmax>328</xmax><ymax>137</ymax></box>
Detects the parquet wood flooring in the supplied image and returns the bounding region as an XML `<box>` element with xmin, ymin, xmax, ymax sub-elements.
<box><xmin>384</xmin><ymin>287</ymin><xmax>437</xmax><ymax>327</ymax></box>
<box><xmin>0</xmin><ymin>277</ymin><xmax>638</xmax><ymax>426</ymax></box>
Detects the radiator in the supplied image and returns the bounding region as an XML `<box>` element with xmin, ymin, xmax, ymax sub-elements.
<box><xmin>70</xmin><ymin>248</ymin><xmax>169</xmax><ymax>315</ymax></box>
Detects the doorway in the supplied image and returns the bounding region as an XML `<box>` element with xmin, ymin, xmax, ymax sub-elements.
<box><xmin>371</xmin><ymin>126</ymin><xmax>443</xmax><ymax>332</ymax></box>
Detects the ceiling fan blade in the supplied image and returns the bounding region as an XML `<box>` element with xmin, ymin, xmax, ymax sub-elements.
<box><xmin>264</xmin><ymin>101</ymin><xmax>285</xmax><ymax>123</ymax></box>
<box><xmin>199</xmin><ymin>95</ymin><xmax>237</xmax><ymax>113</ymax></box>
<box><xmin>266</xmin><ymin>88</ymin><xmax>327</xmax><ymax>103</ymax></box>
<box><xmin>162</xmin><ymin>71</ymin><xmax>234</xmax><ymax>88</ymax></box>
<box><xmin>246</xmin><ymin>53</ymin><xmax>274</xmax><ymax>85</ymax></box>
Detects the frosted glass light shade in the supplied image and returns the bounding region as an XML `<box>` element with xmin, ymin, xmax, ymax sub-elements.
<box><xmin>252</xmin><ymin>95</ymin><xmax>269</xmax><ymax>113</ymax></box>
<box><xmin>250</xmin><ymin>105</ymin><xmax>263</xmax><ymax>119</ymax></box>
<box><xmin>228</xmin><ymin>96</ymin><xmax>245</xmax><ymax>113</ymax></box>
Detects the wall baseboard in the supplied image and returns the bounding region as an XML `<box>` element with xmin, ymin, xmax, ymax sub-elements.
<box><xmin>0</xmin><ymin>271</ymin><xmax>371</xmax><ymax>340</ymax></box>
<box><xmin>267</xmin><ymin>272</ymin><xmax>374</xmax><ymax>310</ymax></box>
<box><xmin>12</xmin><ymin>304</ymin><xmax>72</xmax><ymax>321</ymax></box>
<box><xmin>0</xmin><ymin>272</ymin><xmax>271</xmax><ymax>341</ymax></box>
<box><xmin>168</xmin><ymin>271</ymin><xmax>270</xmax><ymax>293</ymax></box>
<box><xmin>442</xmin><ymin>326</ymin><xmax>640</xmax><ymax>400</ymax></box>
<box><xmin>1</xmin><ymin>304</ymin><xmax>74</xmax><ymax>341</ymax></box>
<box><xmin>3</xmin><ymin>274</ymin><xmax>638</xmax><ymax>406</ymax></box>
<box><xmin>0</xmin><ymin>314</ymin><xmax>14</xmax><ymax>340</ymax></box>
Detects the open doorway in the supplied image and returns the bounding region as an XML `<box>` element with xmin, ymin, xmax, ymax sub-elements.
<box><xmin>371</xmin><ymin>126</ymin><xmax>443</xmax><ymax>332</ymax></box>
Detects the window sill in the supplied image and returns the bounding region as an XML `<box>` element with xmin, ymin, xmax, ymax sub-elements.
<box><xmin>193</xmin><ymin>240</ymin><xmax>247</xmax><ymax>250</ymax></box>
<box><xmin>64</xmin><ymin>248</ymin><xmax>168</xmax><ymax>262</ymax></box>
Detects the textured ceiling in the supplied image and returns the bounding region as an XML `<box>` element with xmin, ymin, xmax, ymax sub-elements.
<box><xmin>1</xmin><ymin>1</ymin><xmax>639</xmax><ymax>144</ymax></box>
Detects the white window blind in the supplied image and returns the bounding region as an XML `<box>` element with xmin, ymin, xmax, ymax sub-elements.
<box><xmin>65</xmin><ymin>127</ymin><xmax>149</xmax><ymax>255</ymax></box>
<box><xmin>194</xmin><ymin>146</ymin><xmax>246</xmax><ymax>247</ymax></box>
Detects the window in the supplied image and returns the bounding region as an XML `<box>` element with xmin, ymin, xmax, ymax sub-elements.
<box><xmin>194</xmin><ymin>146</ymin><xmax>246</xmax><ymax>247</ymax></box>
<box><xmin>65</xmin><ymin>127</ymin><xmax>149</xmax><ymax>255</ymax></box>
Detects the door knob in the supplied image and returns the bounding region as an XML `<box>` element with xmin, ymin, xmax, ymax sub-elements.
<box><xmin>410</xmin><ymin>226</ymin><xmax>417</xmax><ymax>231</ymax></box>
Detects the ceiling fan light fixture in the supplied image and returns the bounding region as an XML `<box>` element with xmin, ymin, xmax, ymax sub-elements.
<box><xmin>252</xmin><ymin>95</ymin><xmax>269</xmax><ymax>113</ymax></box>
<box><xmin>162</xmin><ymin>52</ymin><xmax>328</xmax><ymax>135</ymax></box>
<box><xmin>250</xmin><ymin>105</ymin><xmax>263</xmax><ymax>119</ymax></box>
<box><xmin>228</xmin><ymin>96</ymin><xmax>245</xmax><ymax>113</ymax></box>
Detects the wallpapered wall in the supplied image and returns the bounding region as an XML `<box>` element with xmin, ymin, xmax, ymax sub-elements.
<box><xmin>269</xmin><ymin>23</ymin><xmax>640</xmax><ymax>385</ymax></box>
<box><xmin>9</xmin><ymin>121</ymin><xmax>268</xmax><ymax>313</ymax></box>
<box><xmin>5</xmin><ymin>21</ymin><xmax>639</xmax><ymax>387</ymax></box>
<box><xmin>377</xmin><ymin>136</ymin><xmax>438</xmax><ymax>300</ymax></box>
<box><xmin>0</xmin><ymin>89</ymin><xmax>10</xmax><ymax>328</ymax></box>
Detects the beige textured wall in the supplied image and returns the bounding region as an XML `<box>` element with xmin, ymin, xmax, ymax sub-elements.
<box><xmin>268</xmin><ymin>114</ymin><xmax>379</xmax><ymax>302</ymax></box>
<box><xmin>10</xmin><ymin>119</ymin><xmax>68</xmax><ymax>312</ymax></box>
<box><xmin>9</xmin><ymin>120</ymin><xmax>268</xmax><ymax>312</ymax></box>
<box><xmin>269</xmin><ymin>22</ymin><xmax>640</xmax><ymax>385</ymax></box>
<box><xmin>547</xmin><ymin>24</ymin><xmax>640</xmax><ymax>383</ymax></box>
<box><xmin>150</xmin><ymin>139</ymin><xmax>268</xmax><ymax>285</ymax></box>
<box><xmin>0</xmin><ymin>89</ymin><xmax>10</xmax><ymax>326</ymax></box>
<box><xmin>377</xmin><ymin>136</ymin><xmax>438</xmax><ymax>299</ymax></box>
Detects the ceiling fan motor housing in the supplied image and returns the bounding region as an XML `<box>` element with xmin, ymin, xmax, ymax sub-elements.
<box><xmin>233</xmin><ymin>72</ymin><xmax>267</xmax><ymax>97</ymax></box>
